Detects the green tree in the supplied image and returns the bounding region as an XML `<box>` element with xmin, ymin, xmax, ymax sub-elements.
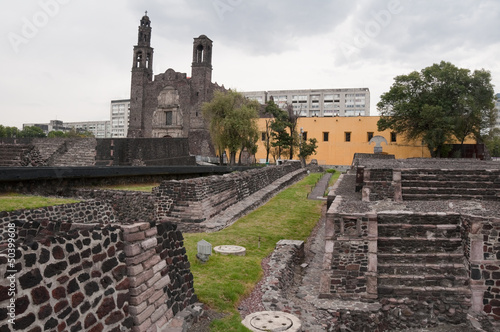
<box><xmin>0</xmin><ymin>126</ymin><xmax>21</xmax><ymax>138</ymax></box>
<box><xmin>20</xmin><ymin>126</ymin><xmax>46</xmax><ymax>138</ymax></box>
<box><xmin>265</xmin><ymin>100</ymin><xmax>292</xmax><ymax>160</ymax></box>
<box><xmin>484</xmin><ymin>128</ymin><xmax>500</xmax><ymax>157</ymax></box>
<box><xmin>377</xmin><ymin>61</ymin><xmax>496</xmax><ymax>157</ymax></box>
<box><xmin>263</xmin><ymin>118</ymin><xmax>273</xmax><ymax>163</ymax></box>
<box><xmin>202</xmin><ymin>90</ymin><xmax>260</xmax><ymax>165</ymax></box>
<box><xmin>298</xmin><ymin>138</ymin><xmax>318</xmax><ymax>167</ymax></box>
<box><xmin>48</xmin><ymin>130</ymin><xmax>66</xmax><ymax>138</ymax></box>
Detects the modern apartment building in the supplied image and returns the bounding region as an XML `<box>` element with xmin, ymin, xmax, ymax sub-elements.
<box><xmin>24</xmin><ymin>120</ymin><xmax>111</xmax><ymax>138</ymax></box>
<box><xmin>110</xmin><ymin>99</ymin><xmax>130</xmax><ymax>137</ymax></box>
<box><xmin>242</xmin><ymin>88</ymin><xmax>370</xmax><ymax>117</ymax></box>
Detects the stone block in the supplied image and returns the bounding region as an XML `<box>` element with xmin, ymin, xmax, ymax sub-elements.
<box><xmin>133</xmin><ymin>304</ymin><xmax>155</xmax><ymax>325</ymax></box>
<box><xmin>129</xmin><ymin>269</ymin><xmax>154</xmax><ymax>288</ymax></box>
<box><xmin>126</xmin><ymin>249</ymin><xmax>156</xmax><ymax>266</ymax></box>
<box><xmin>130</xmin><ymin>287</ymin><xmax>155</xmax><ymax>306</ymax></box>
<box><xmin>124</xmin><ymin>231</ymin><xmax>146</xmax><ymax>242</ymax></box>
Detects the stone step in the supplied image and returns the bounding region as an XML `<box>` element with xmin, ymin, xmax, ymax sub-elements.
<box><xmin>402</xmin><ymin>180</ymin><xmax>500</xmax><ymax>188</ymax></box>
<box><xmin>378</xmin><ymin>237</ymin><xmax>462</xmax><ymax>254</ymax></box>
<box><xmin>402</xmin><ymin>170</ymin><xmax>500</xmax><ymax>178</ymax></box>
<box><xmin>378</xmin><ymin>274</ymin><xmax>469</xmax><ymax>287</ymax></box>
<box><xmin>378</xmin><ymin>285</ymin><xmax>472</xmax><ymax>302</ymax></box>
<box><xmin>378</xmin><ymin>263</ymin><xmax>467</xmax><ymax>276</ymax></box>
<box><xmin>402</xmin><ymin>187</ymin><xmax>500</xmax><ymax>195</ymax></box>
<box><xmin>378</xmin><ymin>224</ymin><xmax>460</xmax><ymax>238</ymax></box>
<box><xmin>377</xmin><ymin>253</ymin><xmax>464</xmax><ymax>265</ymax></box>
<box><xmin>403</xmin><ymin>193</ymin><xmax>499</xmax><ymax>201</ymax></box>
<box><xmin>377</xmin><ymin>214</ymin><xmax>461</xmax><ymax>225</ymax></box>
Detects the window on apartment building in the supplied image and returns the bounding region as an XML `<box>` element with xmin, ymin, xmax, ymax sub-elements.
<box><xmin>302</xmin><ymin>131</ymin><xmax>308</xmax><ymax>141</ymax></box>
<box><xmin>166</xmin><ymin>111</ymin><xmax>173</xmax><ymax>125</ymax></box>
<box><xmin>367</xmin><ymin>132</ymin><xmax>374</xmax><ymax>142</ymax></box>
<box><xmin>323</xmin><ymin>132</ymin><xmax>329</xmax><ymax>142</ymax></box>
<box><xmin>311</xmin><ymin>95</ymin><xmax>320</xmax><ymax>109</ymax></box>
<box><xmin>261</xmin><ymin>132</ymin><xmax>266</xmax><ymax>141</ymax></box>
<box><xmin>345</xmin><ymin>132</ymin><xmax>351</xmax><ymax>142</ymax></box>
<box><xmin>391</xmin><ymin>132</ymin><xmax>397</xmax><ymax>142</ymax></box>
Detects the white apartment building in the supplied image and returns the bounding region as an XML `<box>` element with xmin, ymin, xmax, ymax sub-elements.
<box><xmin>110</xmin><ymin>99</ymin><xmax>130</xmax><ymax>137</ymax></box>
<box><xmin>24</xmin><ymin>120</ymin><xmax>111</xmax><ymax>138</ymax></box>
<box><xmin>242</xmin><ymin>88</ymin><xmax>370</xmax><ymax>117</ymax></box>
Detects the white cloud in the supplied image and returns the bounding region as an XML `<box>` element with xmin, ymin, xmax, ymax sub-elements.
<box><xmin>0</xmin><ymin>0</ymin><xmax>499</xmax><ymax>128</ymax></box>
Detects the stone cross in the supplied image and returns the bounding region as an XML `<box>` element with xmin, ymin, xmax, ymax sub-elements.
<box><xmin>369</xmin><ymin>135</ymin><xmax>388</xmax><ymax>154</ymax></box>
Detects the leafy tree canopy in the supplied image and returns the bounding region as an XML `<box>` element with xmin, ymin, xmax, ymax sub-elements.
<box><xmin>202</xmin><ymin>90</ymin><xmax>260</xmax><ymax>165</ymax></box>
<box><xmin>377</xmin><ymin>61</ymin><xmax>496</xmax><ymax>157</ymax></box>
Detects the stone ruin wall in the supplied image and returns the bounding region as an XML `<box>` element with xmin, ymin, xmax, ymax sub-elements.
<box><xmin>327</xmin><ymin>165</ymin><xmax>500</xmax><ymax>327</ymax></box>
<box><xmin>0</xmin><ymin>163</ymin><xmax>307</xmax><ymax>331</ymax></box>
<box><xmin>70</xmin><ymin>189</ymin><xmax>156</xmax><ymax>223</ymax></box>
<box><xmin>462</xmin><ymin>215</ymin><xmax>500</xmax><ymax>320</ymax></box>
<box><xmin>0</xmin><ymin>201</ymin><xmax>197</xmax><ymax>332</ymax></box>
<box><xmin>155</xmin><ymin>162</ymin><xmax>302</xmax><ymax>224</ymax></box>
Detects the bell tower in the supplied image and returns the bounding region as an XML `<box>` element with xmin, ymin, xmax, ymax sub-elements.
<box><xmin>191</xmin><ymin>35</ymin><xmax>213</xmax><ymax>98</ymax></box>
<box><xmin>128</xmin><ymin>12</ymin><xmax>154</xmax><ymax>137</ymax></box>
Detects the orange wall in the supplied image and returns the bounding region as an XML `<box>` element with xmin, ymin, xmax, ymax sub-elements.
<box><xmin>256</xmin><ymin>116</ymin><xmax>431</xmax><ymax>165</ymax></box>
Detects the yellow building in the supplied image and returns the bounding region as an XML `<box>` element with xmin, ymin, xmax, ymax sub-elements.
<box><xmin>256</xmin><ymin>116</ymin><xmax>431</xmax><ymax>166</ymax></box>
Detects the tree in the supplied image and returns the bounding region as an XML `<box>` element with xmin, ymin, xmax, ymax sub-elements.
<box><xmin>483</xmin><ymin>128</ymin><xmax>500</xmax><ymax>157</ymax></box>
<box><xmin>377</xmin><ymin>61</ymin><xmax>496</xmax><ymax>157</ymax></box>
<box><xmin>265</xmin><ymin>100</ymin><xmax>292</xmax><ymax>160</ymax></box>
<box><xmin>20</xmin><ymin>126</ymin><xmax>46</xmax><ymax>138</ymax></box>
<box><xmin>202</xmin><ymin>90</ymin><xmax>260</xmax><ymax>165</ymax></box>
<box><xmin>298</xmin><ymin>138</ymin><xmax>318</xmax><ymax>167</ymax></box>
<box><xmin>263</xmin><ymin>118</ymin><xmax>273</xmax><ymax>163</ymax></box>
<box><xmin>0</xmin><ymin>125</ymin><xmax>20</xmax><ymax>138</ymax></box>
<box><xmin>48</xmin><ymin>130</ymin><xmax>66</xmax><ymax>138</ymax></box>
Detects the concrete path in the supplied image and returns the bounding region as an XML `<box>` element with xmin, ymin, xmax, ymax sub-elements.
<box><xmin>307</xmin><ymin>172</ymin><xmax>332</xmax><ymax>200</ymax></box>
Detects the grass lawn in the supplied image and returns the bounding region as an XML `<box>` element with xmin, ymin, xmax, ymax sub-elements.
<box><xmin>183</xmin><ymin>173</ymin><xmax>326</xmax><ymax>331</ymax></box>
<box><xmin>0</xmin><ymin>193</ymin><xmax>80</xmax><ymax>212</ymax></box>
<box><xmin>325</xmin><ymin>171</ymin><xmax>341</xmax><ymax>196</ymax></box>
<box><xmin>97</xmin><ymin>183</ymin><xmax>160</xmax><ymax>192</ymax></box>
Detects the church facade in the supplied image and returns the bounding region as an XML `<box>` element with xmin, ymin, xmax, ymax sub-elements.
<box><xmin>127</xmin><ymin>13</ymin><xmax>223</xmax><ymax>157</ymax></box>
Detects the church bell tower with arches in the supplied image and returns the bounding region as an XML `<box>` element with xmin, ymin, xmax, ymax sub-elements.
<box><xmin>128</xmin><ymin>12</ymin><xmax>154</xmax><ymax>138</ymax></box>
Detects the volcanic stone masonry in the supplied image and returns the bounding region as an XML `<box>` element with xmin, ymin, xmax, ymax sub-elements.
<box><xmin>0</xmin><ymin>200</ymin><xmax>197</xmax><ymax>332</ymax></box>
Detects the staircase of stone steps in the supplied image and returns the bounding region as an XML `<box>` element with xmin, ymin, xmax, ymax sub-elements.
<box><xmin>0</xmin><ymin>144</ymin><xmax>31</xmax><ymax>166</ymax></box>
<box><xmin>50</xmin><ymin>139</ymin><xmax>96</xmax><ymax>166</ymax></box>
<box><xmin>33</xmin><ymin>138</ymin><xmax>67</xmax><ymax>162</ymax></box>
<box><xmin>401</xmin><ymin>169</ymin><xmax>500</xmax><ymax>201</ymax></box>
<box><xmin>377</xmin><ymin>213</ymin><xmax>471</xmax><ymax>322</ymax></box>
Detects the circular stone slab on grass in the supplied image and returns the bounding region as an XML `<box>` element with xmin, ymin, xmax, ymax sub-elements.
<box><xmin>242</xmin><ymin>311</ymin><xmax>302</xmax><ymax>332</ymax></box>
<box><xmin>213</xmin><ymin>245</ymin><xmax>246</xmax><ymax>256</ymax></box>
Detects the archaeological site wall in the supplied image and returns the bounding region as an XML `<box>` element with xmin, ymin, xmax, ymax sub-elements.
<box><xmin>154</xmin><ymin>161</ymin><xmax>304</xmax><ymax>230</ymax></box>
<box><xmin>0</xmin><ymin>201</ymin><xmax>197</xmax><ymax>332</ymax></box>
<box><xmin>322</xmin><ymin>163</ymin><xmax>500</xmax><ymax>330</ymax></box>
<box><xmin>0</xmin><ymin>163</ymin><xmax>307</xmax><ymax>331</ymax></box>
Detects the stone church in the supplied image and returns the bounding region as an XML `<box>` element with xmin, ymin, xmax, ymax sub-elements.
<box><xmin>127</xmin><ymin>13</ymin><xmax>224</xmax><ymax>157</ymax></box>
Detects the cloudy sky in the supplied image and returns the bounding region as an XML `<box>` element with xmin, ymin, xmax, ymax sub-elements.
<box><xmin>1</xmin><ymin>0</ymin><xmax>499</xmax><ymax>128</ymax></box>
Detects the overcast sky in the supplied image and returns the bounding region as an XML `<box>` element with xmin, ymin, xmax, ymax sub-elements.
<box><xmin>1</xmin><ymin>0</ymin><xmax>499</xmax><ymax>128</ymax></box>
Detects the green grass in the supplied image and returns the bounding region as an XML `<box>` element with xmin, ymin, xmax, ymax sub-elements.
<box><xmin>0</xmin><ymin>193</ymin><xmax>80</xmax><ymax>212</ymax></box>
<box><xmin>325</xmin><ymin>171</ymin><xmax>342</xmax><ymax>196</ymax></box>
<box><xmin>183</xmin><ymin>173</ymin><xmax>324</xmax><ymax>331</ymax></box>
<box><xmin>97</xmin><ymin>183</ymin><xmax>160</xmax><ymax>192</ymax></box>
